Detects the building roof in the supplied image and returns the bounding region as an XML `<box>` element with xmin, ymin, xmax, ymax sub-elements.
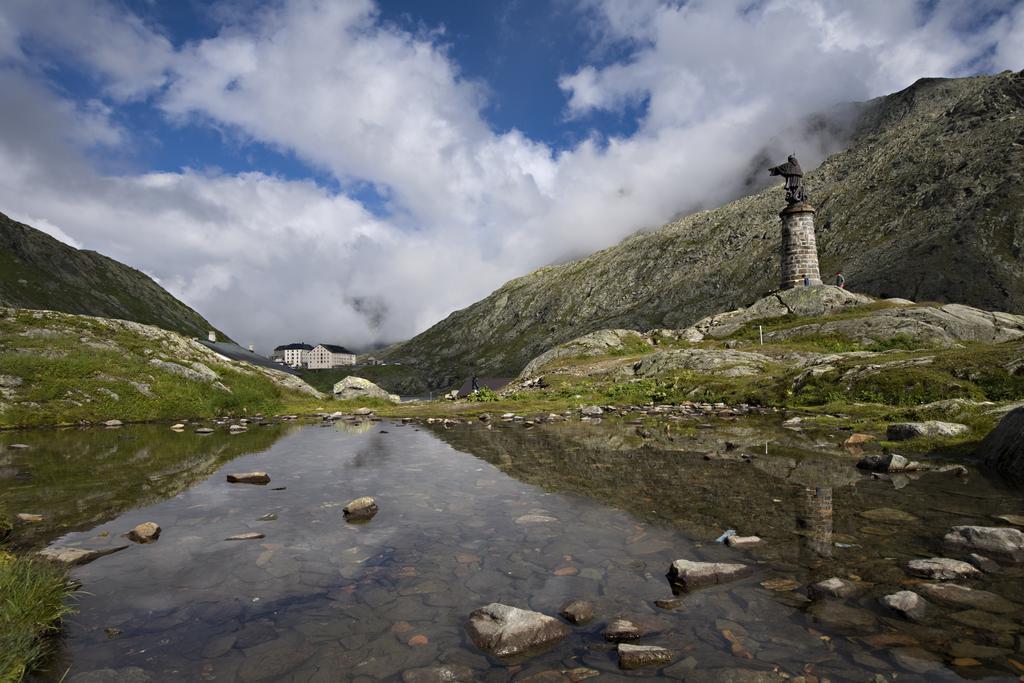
<box><xmin>317</xmin><ymin>344</ymin><xmax>354</xmax><ymax>354</ymax></box>
<box><xmin>198</xmin><ymin>341</ymin><xmax>300</xmax><ymax>376</ymax></box>
<box><xmin>274</xmin><ymin>342</ymin><xmax>313</xmax><ymax>351</ymax></box>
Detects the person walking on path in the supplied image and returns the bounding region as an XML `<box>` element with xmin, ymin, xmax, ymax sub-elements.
<box><xmin>835</xmin><ymin>272</ymin><xmax>845</xmax><ymax>289</ymax></box>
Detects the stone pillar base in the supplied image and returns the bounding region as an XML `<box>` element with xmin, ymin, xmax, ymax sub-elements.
<box><xmin>780</xmin><ymin>202</ymin><xmax>822</xmax><ymax>290</ymax></box>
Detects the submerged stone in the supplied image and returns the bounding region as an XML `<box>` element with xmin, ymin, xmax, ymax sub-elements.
<box><xmin>916</xmin><ymin>583</ymin><xmax>1017</xmax><ymax>613</ymax></box>
<box><xmin>808</xmin><ymin>577</ymin><xmax>861</xmax><ymax>599</ymax></box>
<box><xmin>807</xmin><ymin>600</ymin><xmax>877</xmax><ymax>634</ymax></box>
<box><xmin>558</xmin><ymin>599</ymin><xmax>593</xmax><ymax>624</ymax></box>
<box><xmin>466</xmin><ymin>603</ymin><xmax>570</xmax><ymax>658</ymax></box>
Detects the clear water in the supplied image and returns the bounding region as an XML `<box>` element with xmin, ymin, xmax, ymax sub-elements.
<box><xmin>3</xmin><ymin>416</ymin><xmax>1023</xmax><ymax>682</ymax></box>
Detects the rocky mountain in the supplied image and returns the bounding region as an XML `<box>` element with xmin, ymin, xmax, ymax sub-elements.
<box><xmin>381</xmin><ymin>70</ymin><xmax>1024</xmax><ymax>390</ymax></box>
<box><xmin>0</xmin><ymin>212</ymin><xmax>227</xmax><ymax>340</ymax></box>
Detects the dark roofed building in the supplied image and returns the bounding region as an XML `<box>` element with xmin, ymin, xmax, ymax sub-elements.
<box><xmin>272</xmin><ymin>342</ymin><xmax>314</xmax><ymax>367</ymax></box>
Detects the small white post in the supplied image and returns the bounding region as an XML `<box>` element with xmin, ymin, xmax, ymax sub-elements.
<box><xmin>759</xmin><ymin>325</ymin><xmax>763</xmax><ymax>345</ymax></box>
<box><xmin>765</xmin><ymin>441</ymin><xmax>769</xmax><ymax>455</ymax></box>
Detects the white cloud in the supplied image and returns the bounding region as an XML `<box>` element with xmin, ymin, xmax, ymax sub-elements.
<box><xmin>0</xmin><ymin>0</ymin><xmax>1019</xmax><ymax>356</ymax></box>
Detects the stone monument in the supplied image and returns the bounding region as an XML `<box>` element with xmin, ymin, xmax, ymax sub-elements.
<box><xmin>769</xmin><ymin>154</ymin><xmax>821</xmax><ymax>289</ymax></box>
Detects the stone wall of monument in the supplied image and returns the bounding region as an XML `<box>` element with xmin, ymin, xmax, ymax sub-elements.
<box><xmin>780</xmin><ymin>205</ymin><xmax>822</xmax><ymax>289</ymax></box>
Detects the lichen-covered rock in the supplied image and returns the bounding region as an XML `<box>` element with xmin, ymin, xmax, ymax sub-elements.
<box><xmin>332</xmin><ymin>376</ymin><xmax>398</xmax><ymax>402</ymax></box>
<box><xmin>856</xmin><ymin>453</ymin><xmax>909</xmax><ymax>472</ymax></box>
<box><xmin>943</xmin><ymin>525</ymin><xmax>1024</xmax><ymax>564</ymax></box>
<box><xmin>466</xmin><ymin>603</ymin><xmax>570</xmax><ymax>658</ymax></box>
<box><xmin>887</xmin><ymin>421</ymin><xmax>969</xmax><ymax>441</ymax></box>
<box><xmin>978</xmin><ymin>407</ymin><xmax>1024</xmax><ymax>483</ymax></box>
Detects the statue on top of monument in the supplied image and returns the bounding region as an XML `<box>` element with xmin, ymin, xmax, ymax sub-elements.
<box><xmin>769</xmin><ymin>154</ymin><xmax>807</xmax><ymax>205</ymax></box>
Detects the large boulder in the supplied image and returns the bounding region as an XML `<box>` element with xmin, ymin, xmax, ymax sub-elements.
<box><xmin>978</xmin><ymin>407</ymin><xmax>1024</xmax><ymax>483</ymax></box>
<box><xmin>466</xmin><ymin>603</ymin><xmax>570</xmax><ymax>658</ymax></box>
<box><xmin>332</xmin><ymin>376</ymin><xmax>398</xmax><ymax>402</ymax></box>
<box><xmin>886</xmin><ymin>421</ymin><xmax>969</xmax><ymax>441</ymax></box>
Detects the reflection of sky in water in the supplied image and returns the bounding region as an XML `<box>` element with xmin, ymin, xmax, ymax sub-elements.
<box><xmin>9</xmin><ymin>420</ymin><xmax>1024</xmax><ymax>681</ymax></box>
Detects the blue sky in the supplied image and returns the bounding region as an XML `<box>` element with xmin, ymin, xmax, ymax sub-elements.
<box><xmin>0</xmin><ymin>0</ymin><xmax>1021</xmax><ymax>351</ymax></box>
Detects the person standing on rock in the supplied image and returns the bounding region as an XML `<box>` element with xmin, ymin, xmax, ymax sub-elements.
<box><xmin>471</xmin><ymin>373</ymin><xmax>480</xmax><ymax>393</ymax></box>
<box><xmin>803</xmin><ymin>274</ymin><xmax>810</xmax><ymax>287</ymax></box>
<box><xmin>835</xmin><ymin>272</ymin><xmax>845</xmax><ymax>289</ymax></box>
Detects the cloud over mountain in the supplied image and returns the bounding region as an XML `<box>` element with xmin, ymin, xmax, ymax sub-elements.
<box><xmin>0</xmin><ymin>0</ymin><xmax>1020</xmax><ymax>351</ymax></box>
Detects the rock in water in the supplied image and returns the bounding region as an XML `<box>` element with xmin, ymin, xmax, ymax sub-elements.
<box><xmin>666</xmin><ymin>559</ymin><xmax>752</xmax><ymax>591</ymax></box>
<box><xmin>617</xmin><ymin>643</ymin><xmax>675</xmax><ymax>670</ymax></box>
<box><xmin>127</xmin><ymin>522</ymin><xmax>160</xmax><ymax>543</ymax></box>
<box><xmin>726</xmin><ymin>535</ymin><xmax>761</xmax><ymax>548</ymax></box>
<box><xmin>343</xmin><ymin>496</ymin><xmax>379</xmax><ymax>521</ymax></box>
<box><xmin>580</xmin><ymin>405</ymin><xmax>603</xmax><ymax>416</ymax></box>
<box><xmin>856</xmin><ymin>452</ymin><xmax>909</xmax><ymax>472</ymax></box>
<box><xmin>332</xmin><ymin>376</ymin><xmax>397</xmax><ymax>402</ymax></box>
<box><xmin>559</xmin><ymin>599</ymin><xmax>594</xmax><ymax>624</ymax></box>
<box><xmin>887</xmin><ymin>421</ymin><xmax>968</xmax><ymax>441</ymax></box>
<box><xmin>103</xmin><ymin>419</ymin><xmax>123</xmax><ymax>427</ymax></box>
<box><xmin>38</xmin><ymin>545</ymin><xmax>129</xmax><ymax>565</ymax></box>
<box><xmin>943</xmin><ymin>525</ymin><xmax>1024</xmax><ymax>564</ymax></box>
<box><xmin>226</xmin><ymin>472</ymin><xmax>270</xmax><ymax>485</ymax></box>
<box><xmin>880</xmin><ymin>591</ymin><xmax>928</xmax><ymax>621</ymax></box>
<box><xmin>466</xmin><ymin>603</ymin><xmax>570</xmax><ymax>658</ymax></box>
<box><xmin>225</xmin><ymin>532</ymin><xmax>264</xmax><ymax>541</ymax></box>
<box><xmin>603</xmin><ymin>618</ymin><xmax>643</xmax><ymax>641</ymax></box>
<box><xmin>907</xmin><ymin>557</ymin><xmax>981</xmax><ymax>580</ymax></box>
<box><xmin>809</xmin><ymin>577</ymin><xmax>861</xmax><ymax>599</ymax></box>
<box><xmin>977</xmin><ymin>406</ymin><xmax>1024</xmax><ymax>483</ymax></box>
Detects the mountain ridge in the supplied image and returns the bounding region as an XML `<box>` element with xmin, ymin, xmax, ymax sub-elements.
<box><xmin>0</xmin><ymin>211</ymin><xmax>229</xmax><ymax>341</ymax></box>
<box><xmin>380</xmin><ymin>70</ymin><xmax>1024</xmax><ymax>391</ymax></box>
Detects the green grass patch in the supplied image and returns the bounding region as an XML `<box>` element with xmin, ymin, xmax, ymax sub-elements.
<box><xmin>0</xmin><ymin>552</ymin><xmax>76</xmax><ymax>682</ymax></box>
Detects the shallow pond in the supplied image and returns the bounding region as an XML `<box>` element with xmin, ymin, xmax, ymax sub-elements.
<box><xmin>3</xmin><ymin>416</ymin><xmax>1024</xmax><ymax>682</ymax></box>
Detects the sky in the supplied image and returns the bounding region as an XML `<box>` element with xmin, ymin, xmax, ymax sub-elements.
<box><xmin>0</xmin><ymin>0</ymin><xmax>1022</xmax><ymax>353</ymax></box>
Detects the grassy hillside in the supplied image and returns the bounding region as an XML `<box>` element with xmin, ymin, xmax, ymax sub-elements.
<box><xmin>0</xmin><ymin>212</ymin><xmax>228</xmax><ymax>341</ymax></box>
<box><xmin>0</xmin><ymin>308</ymin><xmax>322</xmax><ymax>428</ymax></box>
<box><xmin>381</xmin><ymin>70</ymin><xmax>1024</xmax><ymax>390</ymax></box>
